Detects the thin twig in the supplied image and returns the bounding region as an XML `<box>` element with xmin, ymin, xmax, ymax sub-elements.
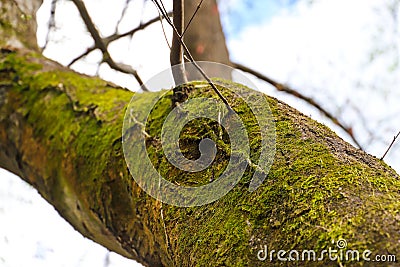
<box><xmin>70</xmin><ymin>0</ymin><xmax>146</xmax><ymax>89</ymax></box>
<box><xmin>68</xmin><ymin>15</ymin><xmax>169</xmax><ymax>68</ymax></box>
<box><xmin>152</xmin><ymin>0</ymin><xmax>232</xmax><ymax>110</ymax></box>
<box><xmin>155</xmin><ymin>7</ymin><xmax>171</xmax><ymax>49</ymax></box>
<box><xmin>350</xmin><ymin>103</ymin><xmax>375</xmax><ymax>145</ymax></box>
<box><xmin>381</xmin><ymin>131</ymin><xmax>400</xmax><ymax>160</ymax></box>
<box><xmin>105</xmin><ymin>14</ymin><xmax>171</xmax><ymax>44</ymax></box>
<box><xmin>160</xmin><ymin>202</ymin><xmax>169</xmax><ymax>249</ymax></box>
<box><xmin>114</xmin><ymin>0</ymin><xmax>132</xmax><ymax>33</ymax></box>
<box><xmin>182</xmin><ymin>0</ymin><xmax>204</xmax><ymax>37</ymax></box>
<box><xmin>42</xmin><ymin>0</ymin><xmax>58</xmax><ymax>51</ymax></box>
<box><xmin>158</xmin><ymin>0</ymin><xmax>170</xmax><ymax>16</ymax></box>
<box><xmin>68</xmin><ymin>47</ymin><xmax>92</xmax><ymax>67</ymax></box>
<box><xmin>232</xmin><ymin>62</ymin><xmax>363</xmax><ymax>149</ymax></box>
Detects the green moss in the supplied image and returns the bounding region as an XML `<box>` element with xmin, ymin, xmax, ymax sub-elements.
<box><xmin>3</xmin><ymin>49</ymin><xmax>400</xmax><ymax>266</ymax></box>
<box><xmin>143</xmin><ymin>81</ymin><xmax>400</xmax><ymax>266</ymax></box>
<box><xmin>0</xmin><ymin>50</ymin><xmax>135</xmax><ymax>229</ymax></box>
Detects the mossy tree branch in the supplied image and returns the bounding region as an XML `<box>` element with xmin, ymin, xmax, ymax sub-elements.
<box><xmin>232</xmin><ymin>62</ymin><xmax>363</xmax><ymax>149</ymax></box>
<box><xmin>1</xmin><ymin>1</ymin><xmax>400</xmax><ymax>267</ymax></box>
<box><xmin>2</xmin><ymin>47</ymin><xmax>400</xmax><ymax>266</ymax></box>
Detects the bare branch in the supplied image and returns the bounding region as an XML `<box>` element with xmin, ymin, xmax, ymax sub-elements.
<box><xmin>232</xmin><ymin>62</ymin><xmax>363</xmax><ymax>149</ymax></box>
<box><xmin>70</xmin><ymin>0</ymin><xmax>106</xmax><ymax>51</ymax></box>
<box><xmin>70</xmin><ymin>0</ymin><xmax>146</xmax><ymax>90</ymax></box>
<box><xmin>41</xmin><ymin>0</ymin><xmax>58</xmax><ymax>51</ymax></box>
<box><xmin>68</xmin><ymin>47</ymin><xmax>92</xmax><ymax>67</ymax></box>
<box><xmin>114</xmin><ymin>0</ymin><xmax>132</xmax><ymax>33</ymax></box>
<box><xmin>381</xmin><ymin>131</ymin><xmax>400</xmax><ymax>160</ymax></box>
<box><xmin>152</xmin><ymin>0</ymin><xmax>232</xmax><ymax>110</ymax></box>
<box><xmin>103</xmin><ymin>54</ymin><xmax>145</xmax><ymax>87</ymax></box>
<box><xmin>170</xmin><ymin>0</ymin><xmax>187</xmax><ymax>84</ymax></box>
<box><xmin>105</xmin><ymin>14</ymin><xmax>171</xmax><ymax>44</ymax></box>
<box><xmin>155</xmin><ymin>7</ymin><xmax>171</xmax><ymax>50</ymax></box>
<box><xmin>67</xmin><ymin>15</ymin><xmax>169</xmax><ymax>68</ymax></box>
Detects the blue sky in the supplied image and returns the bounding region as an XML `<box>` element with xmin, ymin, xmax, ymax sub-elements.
<box><xmin>220</xmin><ymin>0</ymin><xmax>299</xmax><ymax>37</ymax></box>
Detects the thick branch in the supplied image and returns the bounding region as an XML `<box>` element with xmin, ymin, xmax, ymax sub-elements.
<box><xmin>232</xmin><ymin>62</ymin><xmax>363</xmax><ymax>149</ymax></box>
<box><xmin>1</xmin><ymin>49</ymin><xmax>400</xmax><ymax>267</ymax></box>
<box><xmin>170</xmin><ymin>0</ymin><xmax>187</xmax><ymax>84</ymax></box>
<box><xmin>1</xmin><ymin>2</ymin><xmax>400</xmax><ymax>266</ymax></box>
<box><xmin>152</xmin><ymin>0</ymin><xmax>231</xmax><ymax>109</ymax></box>
<box><xmin>183</xmin><ymin>0</ymin><xmax>230</xmax><ymax>65</ymax></box>
<box><xmin>0</xmin><ymin>0</ymin><xmax>41</xmax><ymax>50</ymax></box>
<box><xmin>0</xmin><ymin>49</ymin><xmax>166</xmax><ymax>266</ymax></box>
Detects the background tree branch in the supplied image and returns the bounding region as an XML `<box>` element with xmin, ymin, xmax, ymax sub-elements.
<box><xmin>232</xmin><ymin>62</ymin><xmax>363</xmax><ymax>149</ymax></box>
<box><xmin>67</xmin><ymin>14</ymin><xmax>171</xmax><ymax>68</ymax></box>
<box><xmin>170</xmin><ymin>0</ymin><xmax>187</xmax><ymax>84</ymax></box>
<box><xmin>70</xmin><ymin>0</ymin><xmax>146</xmax><ymax>89</ymax></box>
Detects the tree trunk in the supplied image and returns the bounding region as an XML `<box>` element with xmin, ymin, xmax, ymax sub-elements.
<box><xmin>170</xmin><ymin>0</ymin><xmax>187</xmax><ymax>85</ymax></box>
<box><xmin>1</xmin><ymin>1</ymin><xmax>400</xmax><ymax>267</ymax></box>
<box><xmin>183</xmin><ymin>0</ymin><xmax>230</xmax><ymax>64</ymax></box>
<box><xmin>183</xmin><ymin>0</ymin><xmax>231</xmax><ymax>81</ymax></box>
<box><xmin>0</xmin><ymin>0</ymin><xmax>40</xmax><ymax>50</ymax></box>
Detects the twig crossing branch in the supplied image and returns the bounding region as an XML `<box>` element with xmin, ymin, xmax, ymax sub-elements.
<box><xmin>151</xmin><ymin>0</ymin><xmax>232</xmax><ymax>110</ymax></box>
<box><xmin>381</xmin><ymin>131</ymin><xmax>400</xmax><ymax>160</ymax></box>
<box><xmin>170</xmin><ymin>0</ymin><xmax>187</xmax><ymax>84</ymax></box>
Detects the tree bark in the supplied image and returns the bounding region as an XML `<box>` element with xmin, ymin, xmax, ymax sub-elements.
<box><xmin>183</xmin><ymin>0</ymin><xmax>230</xmax><ymax>64</ymax></box>
<box><xmin>1</xmin><ymin>1</ymin><xmax>400</xmax><ymax>267</ymax></box>
<box><xmin>170</xmin><ymin>0</ymin><xmax>187</xmax><ymax>85</ymax></box>
<box><xmin>183</xmin><ymin>0</ymin><xmax>231</xmax><ymax>81</ymax></box>
<box><xmin>0</xmin><ymin>0</ymin><xmax>40</xmax><ymax>50</ymax></box>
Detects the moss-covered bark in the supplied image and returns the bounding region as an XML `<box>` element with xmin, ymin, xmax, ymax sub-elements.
<box><xmin>1</xmin><ymin>1</ymin><xmax>400</xmax><ymax>266</ymax></box>
<box><xmin>0</xmin><ymin>49</ymin><xmax>168</xmax><ymax>266</ymax></box>
<box><xmin>1</xmin><ymin>47</ymin><xmax>400</xmax><ymax>267</ymax></box>
<box><xmin>0</xmin><ymin>0</ymin><xmax>40</xmax><ymax>50</ymax></box>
